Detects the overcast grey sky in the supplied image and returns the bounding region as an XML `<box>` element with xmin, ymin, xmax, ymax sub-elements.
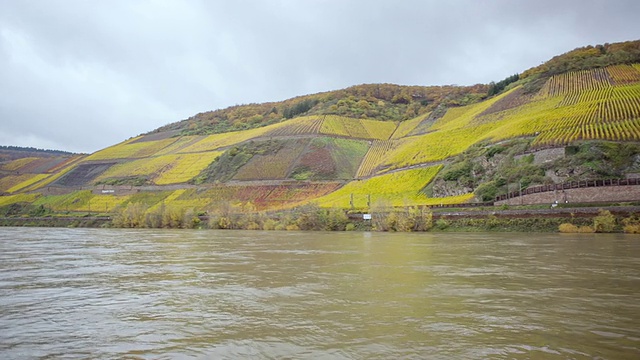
<box><xmin>1</xmin><ymin>0</ymin><xmax>638</xmax><ymax>153</ymax></box>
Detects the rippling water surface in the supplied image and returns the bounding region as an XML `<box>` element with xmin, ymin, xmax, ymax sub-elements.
<box><xmin>0</xmin><ymin>228</ymin><xmax>639</xmax><ymax>359</ymax></box>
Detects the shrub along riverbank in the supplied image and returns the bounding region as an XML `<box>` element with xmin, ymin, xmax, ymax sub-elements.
<box><xmin>2</xmin><ymin>202</ymin><xmax>640</xmax><ymax>233</ymax></box>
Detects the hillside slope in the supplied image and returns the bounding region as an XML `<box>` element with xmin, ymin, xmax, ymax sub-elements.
<box><xmin>2</xmin><ymin>40</ymin><xmax>640</xmax><ymax>217</ymax></box>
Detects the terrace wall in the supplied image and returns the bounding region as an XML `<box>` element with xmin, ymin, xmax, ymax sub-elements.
<box><xmin>495</xmin><ymin>184</ymin><xmax>640</xmax><ymax>206</ymax></box>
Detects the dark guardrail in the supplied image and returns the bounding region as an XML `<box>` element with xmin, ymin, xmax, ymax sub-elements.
<box><xmin>495</xmin><ymin>178</ymin><xmax>640</xmax><ymax>202</ymax></box>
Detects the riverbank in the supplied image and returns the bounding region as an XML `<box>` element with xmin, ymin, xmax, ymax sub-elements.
<box><xmin>0</xmin><ymin>216</ymin><xmax>111</xmax><ymax>228</ymax></box>
<box><xmin>2</xmin><ymin>205</ymin><xmax>639</xmax><ymax>232</ymax></box>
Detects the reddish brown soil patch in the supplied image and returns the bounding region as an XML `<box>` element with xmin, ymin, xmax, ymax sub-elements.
<box><xmin>296</xmin><ymin>146</ymin><xmax>336</xmax><ymax>178</ymax></box>
<box><xmin>53</xmin><ymin>163</ymin><xmax>116</xmax><ymax>187</ymax></box>
<box><xmin>479</xmin><ymin>87</ymin><xmax>533</xmax><ymax>117</ymax></box>
<box><xmin>130</xmin><ymin>130</ymin><xmax>181</xmax><ymax>143</ymax></box>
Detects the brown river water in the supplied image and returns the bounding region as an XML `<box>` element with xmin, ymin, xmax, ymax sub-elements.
<box><xmin>0</xmin><ymin>228</ymin><xmax>638</xmax><ymax>359</ymax></box>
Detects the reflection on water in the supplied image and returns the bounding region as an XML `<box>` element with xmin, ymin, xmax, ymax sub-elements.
<box><xmin>0</xmin><ymin>228</ymin><xmax>639</xmax><ymax>359</ymax></box>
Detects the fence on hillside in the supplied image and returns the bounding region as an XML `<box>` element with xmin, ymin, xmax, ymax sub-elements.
<box><xmin>495</xmin><ymin>178</ymin><xmax>640</xmax><ymax>202</ymax></box>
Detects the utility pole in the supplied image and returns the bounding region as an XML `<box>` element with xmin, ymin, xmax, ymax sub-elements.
<box><xmin>505</xmin><ymin>181</ymin><xmax>509</xmax><ymax>202</ymax></box>
<box><xmin>519</xmin><ymin>180</ymin><xmax>523</xmax><ymax>205</ymax></box>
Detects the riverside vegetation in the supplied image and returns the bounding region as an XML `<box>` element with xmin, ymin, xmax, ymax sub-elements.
<box><xmin>106</xmin><ymin>201</ymin><xmax>637</xmax><ymax>233</ymax></box>
<box><xmin>2</xmin><ymin>40</ymin><xmax>640</xmax><ymax>232</ymax></box>
<box><xmin>110</xmin><ymin>201</ymin><xmax>434</xmax><ymax>232</ymax></box>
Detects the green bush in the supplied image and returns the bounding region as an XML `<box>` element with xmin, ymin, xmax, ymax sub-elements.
<box><xmin>593</xmin><ymin>209</ymin><xmax>616</xmax><ymax>233</ymax></box>
<box><xmin>442</xmin><ymin>161</ymin><xmax>472</xmax><ymax>182</ymax></box>
<box><xmin>435</xmin><ymin>219</ymin><xmax>449</xmax><ymax>230</ymax></box>
<box><xmin>475</xmin><ymin>181</ymin><xmax>499</xmax><ymax>202</ymax></box>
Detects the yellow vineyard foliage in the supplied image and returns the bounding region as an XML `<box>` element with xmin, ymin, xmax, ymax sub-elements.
<box><xmin>33</xmin><ymin>191</ymin><xmax>92</xmax><ymax>211</ymax></box>
<box><xmin>607</xmin><ymin>64</ymin><xmax>640</xmax><ymax>84</ymax></box>
<box><xmin>375</xmin><ymin>71</ymin><xmax>640</xmax><ymax>168</ymax></box>
<box><xmin>539</xmin><ymin>68</ymin><xmax>611</xmax><ymax>97</ymax></box>
<box><xmin>86</xmin><ymin>137</ymin><xmax>180</xmax><ymax>160</ymax></box>
<box><xmin>391</xmin><ymin>114</ymin><xmax>425</xmax><ymax>139</ymax></box>
<box><xmin>153</xmin><ymin>136</ymin><xmax>202</xmax><ymax>156</ymax></box>
<box><xmin>263</xmin><ymin>116</ymin><xmax>324</xmax><ymax>136</ymax></box>
<box><xmin>96</xmin><ymin>157</ymin><xmax>171</xmax><ymax>180</ymax></box>
<box><xmin>431</xmin><ymin>88</ymin><xmax>515</xmax><ymax>131</ymax></box>
<box><xmin>24</xmin><ymin>162</ymin><xmax>78</xmax><ymax>191</ymax></box>
<box><xmin>317</xmin><ymin>166</ymin><xmax>444</xmax><ymax>208</ymax></box>
<box><xmin>320</xmin><ymin>115</ymin><xmax>396</xmax><ymax>140</ymax></box>
<box><xmin>356</xmin><ymin>140</ymin><xmax>402</xmax><ymax>178</ymax></box>
<box><xmin>0</xmin><ymin>174</ymin><xmax>35</xmax><ymax>193</ymax></box>
<box><xmin>0</xmin><ymin>193</ymin><xmax>40</xmax><ymax>207</ymax></box>
<box><xmin>87</xmin><ymin>195</ymin><xmax>131</xmax><ymax>213</ymax></box>
<box><xmin>7</xmin><ymin>174</ymin><xmax>49</xmax><ymax>193</ymax></box>
<box><xmin>0</xmin><ymin>157</ymin><xmax>39</xmax><ymax>171</ymax></box>
<box><xmin>360</xmin><ymin>118</ymin><xmax>397</xmax><ymax>140</ymax></box>
<box><xmin>95</xmin><ymin>152</ymin><xmax>221</xmax><ymax>185</ymax></box>
<box><xmin>178</xmin><ymin>126</ymin><xmax>275</xmax><ymax>153</ymax></box>
<box><xmin>34</xmin><ymin>191</ymin><xmax>129</xmax><ymax>213</ymax></box>
<box><xmin>154</xmin><ymin>152</ymin><xmax>222</xmax><ymax>185</ymax></box>
<box><xmin>381</xmin><ymin>123</ymin><xmax>500</xmax><ymax>170</ymax></box>
<box><xmin>146</xmin><ymin>189</ymin><xmax>209</xmax><ymax>213</ymax></box>
<box><xmin>320</xmin><ymin>115</ymin><xmax>351</xmax><ymax>137</ymax></box>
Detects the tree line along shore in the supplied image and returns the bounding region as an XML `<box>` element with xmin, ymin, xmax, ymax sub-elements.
<box><xmin>2</xmin><ymin>203</ymin><xmax>639</xmax><ymax>233</ymax></box>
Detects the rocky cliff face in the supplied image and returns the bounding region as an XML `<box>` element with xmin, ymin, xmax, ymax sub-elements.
<box><xmin>427</xmin><ymin>141</ymin><xmax>640</xmax><ymax>202</ymax></box>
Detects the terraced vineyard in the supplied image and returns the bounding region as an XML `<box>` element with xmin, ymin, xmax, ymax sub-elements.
<box><xmin>0</xmin><ymin>174</ymin><xmax>38</xmax><ymax>193</ymax></box>
<box><xmin>87</xmin><ymin>194</ymin><xmax>132</xmax><ymax>213</ymax></box>
<box><xmin>86</xmin><ymin>137</ymin><xmax>180</xmax><ymax>160</ymax></box>
<box><xmin>177</xmin><ymin>182</ymin><xmax>342</xmax><ymax>210</ymax></box>
<box><xmin>1</xmin><ymin>157</ymin><xmax>39</xmax><ymax>171</ymax></box>
<box><xmin>356</xmin><ymin>140</ymin><xmax>398</xmax><ymax>178</ymax></box>
<box><xmin>360</xmin><ymin>118</ymin><xmax>397</xmax><ymax>140</ymax></box>
<box><xmin>263</xmin><ymin>116</ymin><xmax>324</xmax><ymax>137</ymax></box>
<box><xmin>608</xmin><ymin>64</ymin><xmax>640</xmax><ymax>85</ymax></box>
<box><xmin>327</xmin><ymin>138</ymin><xmax>369</xmax><ymax>179</ymax></box>
<box><xmin>391</xmin><ymin>115</ymin><xmax>425</xmax><ymax>139</ymax></box>
<box><xmin>234</xmin><ymin>140</ymin><xmax>308</xmax><ymax>180</ymax></box>
<box><xmin>526</xmin><ymin>83</ymin><xmax>640</xmax><ymax>146</ymax></box>
<box><xmin>0</xmin><ymin>193</ymin><xmax>40</xmax><ymax>207</ymax></box>
<box><xmin>146</xmin><ymin>189</ymin><xmax>211</xmax><ymax>214</ymax></box>
<box><xmin>32</xmin><ymin>190</ymin><xmax>93</xmax><ymax>212</ymax></box>
<box><xmin>320</xmin><ymin>116</ymin><xmax>396</xmax><ymax>140</ymax></box>
<box><xmin>0</xmin><ymin>156</ymin><xmax>78</xmax><ymax>175</ymax></box>
<box><xmin>373</xmin><ymin>66</ymin><xmax>640</xmax><ymax>168</ymax></box>
<box><xmin>3</xmin><ymin>45</ymin><xmax>640</xmax><ymax>215</ymax></box>
<box><xmin>155</xmin><ymin>152</ymin><xmax>223</xmax><ymax>184</ymax></box>
<box><xmin>379</xmin><ymin>123</ymin><xmax>500</xmax><ymax>170</ymax></box>
<box><xmin>23</xmin><ymin>161</ymin><xmax>81</xmax><ymax>191</ymax></box>
<box><xmin>96</xmin><ymin>152</ymin><xmax>220</xmax><ymax>185</ymax></box>
<box><xmin>540</xmin><ymin>68</ymin><xmax>612</xmax><ymax>97</ymax></box>
<box><xmin>96</xmin><ymin>158</ymin><xmax>171</xmax><ymax>182</ymax></box>
<box><xmin>5</xmin><ymin>174</ymin><xmax>49</xmax><ymax>193</ymax></box>
<box><xmin>288</xmin><ymin>137</ymin><xmax>369</xmax><ymax>180</ymax></box>
<box><xmin>177</xmin><ymin>126</ymin><xmax>274</xmax><ymax>153</ymax></box>
<box><xmin>54</xmin><ymin>163</ymin><xmax>117</xmax><ymax>187</ymax></box>
<box><xmin>317</xmin><ymin>166</ymin><xmax>473</xmax><ymax>208</ymax></box>
<box><xmin>260</xmin><ymin>182</ymin><xmax>342</xmax><ymax>208</ymax></box>
<box><xmin>153</xmin><ymin>136</ymin><xmax>203</xmax><ymax>156</ymax></box>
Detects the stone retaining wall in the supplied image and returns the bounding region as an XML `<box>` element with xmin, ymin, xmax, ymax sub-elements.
<box><xmin>495</xmin><ymin>185</ymin><xmax>640</xmax><ymax>206</ymax></box>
